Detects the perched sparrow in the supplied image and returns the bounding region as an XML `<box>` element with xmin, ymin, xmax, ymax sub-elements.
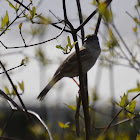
<box><xmin>37</xmin><ymin>34</ymin><xmax>101</xmax><ymax>100</ymax></box>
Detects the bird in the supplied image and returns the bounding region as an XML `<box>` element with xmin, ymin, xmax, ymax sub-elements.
<box><xmin>37</xmin><ymin>34</ymin><xmax>101</xmax><ymax>100</ymax></box>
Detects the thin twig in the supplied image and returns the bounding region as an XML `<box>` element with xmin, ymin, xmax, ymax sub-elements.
<box><xmin>0</xmin><ymin>61</ymin><xmax>30</xmax><ymax>120</ymax></box>
<box><xmin>112</xmin><ymin>23</ymin><xmax>140</xmax><ymax>68</ymax></box>
<box><xmin>102</xmin><ymin>93</ymin><xmax>140</xmax><ymax>134</ymax></box>
<box><xmin>19</xmin><ymin>28</ymin><xmax>26</xmax><ymax>46</ymax></box>
<box><xmin>0</xmin><ymin>3</ymin><xmax>31</xmax><ymax>37</ymax></box>
<box><xmin>76</xmin><ymin>9</ymin><xmax>98</xmax><ymax>32</ymax></box>
<box><xmin>76</xmin><ymin>0</ymin><xmax>85</xmax><ymax>42</ymax></box>
<box><xmin>0</xmin><ymin>64</ymin><xmax>24</xmax><ymax>75</ymax></box>
<box><xmin>0</xmin><ymin>90</ymin><xmax>23</xmax><ymax>111</ymax></box>
<box><xmin>13</xmin><ymin>0</ymin><xmax>30</xmax><ymax>11</ymax></box>
<box><xmin>94</xmin><ymin>14</ymin><xmax>102</xmax><ymax>35</ymax></box>
<box><xmin>0</xmin><ymin>89</ymin><xmax>53</xmax><ymax>140</ymax></box>
<box><xmin>1</xmin><ymin>25</ymin><xmax>66</xmax><ymax>49</ymax></box>
<box><xmin>76</xmin><ymin>0</ymin><xmax>112</xmax><ymax>32</ymax></box>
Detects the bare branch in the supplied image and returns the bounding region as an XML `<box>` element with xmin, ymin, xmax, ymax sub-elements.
<box><xmin>1</xmin><ymin>25</ymin><xmax>66</xmax><ymax>49</ymax></box>
<box><xmin>0</xmin><ymin>63</ymin><xmax>24</xmax><ymax>75</ymax></box>
<box><xmin>103</xmin><ymin>93</ymin><xmax>140</xmax><ymax>134</ymax></box>
<box><xmin>0</xmin><ymin>61</ymin><xmax>30</xmax><ymax>119</ymax></box>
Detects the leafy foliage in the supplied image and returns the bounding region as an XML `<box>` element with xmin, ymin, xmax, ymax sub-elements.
<box><xmin>56</xmin><ymin>36</ymin><xmax>77</xmax><ymax>54</ymax></box>
<box><xmin>0</xmin><ymin>0</ymin><xmax>140</xmax><ymax>139</ymax></box>
<box><xmin>6</xmin><ymin>0</ymin><xmax>19</xmax><ymax>12</ymax></box>
<box><xmin>0</xmin><ymin>11</ymin><xmax>10</xmax><ymax>32</ymax></box>
<box><xmin>58</xmin><ymin>121</ymin><xmax>70</xmax><ymax>129</ymax></box>
<box><xmin>98</xmin><ymin>2</ymin><xmax>113</xmax><ymax>22</ymax></box>
<box><xmin>5</xmin><ymin>81</ymin><xmax>25</xmax><ymax>96</ymax></box>
<box><xmin>64</xmin><ymin>103</ymin><xmax>76</xmax><ymax>111</ymax></box>
<box><xmin>127</xmin><ymin>81</ymin><xmax>140</xmax><ymax>93</ymax></box>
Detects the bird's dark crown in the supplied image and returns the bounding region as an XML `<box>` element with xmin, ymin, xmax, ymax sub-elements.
<box><xmin>84</xmin><ymin>34</ymin><xmax>98</xmax><ymax>43</ymax></box>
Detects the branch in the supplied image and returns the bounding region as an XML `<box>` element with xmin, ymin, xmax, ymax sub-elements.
<box><xmin>75</xmin><ymin>95</ymin><xmax>82</xmax><ymax>137</ymax></box>
<box><xmin>102</xmin><ymin>109</ymin><xmax>123</xmax><ymax>134</ymax></box>
<box><xmin>76</xmin><ymin>9</ymin><xmax>98</xmax><ymax>32</ymax></box>
<box><xmin>76</xmin><ymin>0</ymin><xmax>85</xmax><ymax>42</ymax></box>
<box><xmin>0</xmin><ymin>63</ymin><xmax>24</xmax><ymax>75</ymax></box>
<box><xmin>94</xmin><ymin>14</ymin><xmax>102</xmax><ymax>35</ymax></box>
<box><xmin>102</xmin><ymin>93</ymin><xmax>140</xmax><ymax>134</ymax></box>
<box><xmin>0</xmin><ymin>61</ymin><xmax>30</xmax><ymax>120</ymax></box>
<box><xmin>75</xmin><ymin>0</ymin><xmax>85</xmax><ymax>137</ymax></box>
<box><xmin>0</xmin><ymin>3</ymin><xmax>31</xmax><ymax>37</ymax></box>
<box><xmin>0</xmin><ymin>90</ymin><xmax>23</xmax><ymax>111</ymax></box>
<box><xmin>1</xmin><ymin>25</ymin><xmax>66</xmax><ymax>49</ymax></box>
<box><xmin>0</xmin><ymin>90</ymin><xmax>53</xmax><ymax>140</ymax></box>
<box><xmin>13</xmin><ymin>0</ymin><xmax>30</xmax><ymax>11</ymax></box>
<box><xmin>19</xmin><ymin>27</ymin><xmax>26</xmax><ymax>46</ymax></box>
<box><xmin>76</xmin><ymin>0</ymin><xmax>91</xmax><ymax>139</ymax></box>
<box><xmin>111</xmin><ymin>23</ymin><xmax>140</xmax><ymax>68</ymax></box>
<box><xmin>76</xmin><ymin>0</ymin><xmax>113</xmax><ymax>32</ymax></box>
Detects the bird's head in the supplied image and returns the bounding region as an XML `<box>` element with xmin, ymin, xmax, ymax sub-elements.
<box><xmin>84</xmin><ymin>34</ymin><xmax>100</xmax><ymax>49</ymax></box>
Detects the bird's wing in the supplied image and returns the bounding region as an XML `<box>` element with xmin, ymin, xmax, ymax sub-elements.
<box><xmin>54</xmin><ymin>49</ymin><xmax>92</xmax><ymax>77</ymax></box>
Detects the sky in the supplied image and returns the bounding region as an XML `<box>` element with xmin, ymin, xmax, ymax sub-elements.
<box><xmin>0</xmin><ymin>0</ymin><xmax>139</xmax><ymax>107</ymax></box>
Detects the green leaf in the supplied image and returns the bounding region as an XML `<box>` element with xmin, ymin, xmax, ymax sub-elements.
<box><xmin>38</xmin><ymin>16</ymin><xmax>51</xmax><ymax>24</ymax></box>
<box><xmin>120</xmin><ymin>93</ymin><xmax>128</xmax><ymax>107</ymax></box>
<box><xmin>32</xmin><ymin>6</ymin><xmax>36</xmax><ymax>18</ymax></box>
<box><xmin>29</xmin><ymin>10</ymin><xmax>33</xmax><ymax>20</ymax></box>
<box><xmin>21</xmin><ymin>59</ymin><xmax>25</xmax><ymax>65</ymax></box>
<box><xmin>58</xmin><ymin>121</ymin><xmax>64</xmax><ymax>128</ymax></box>
<box><xmin>127</xmin><ymin>100</ymin><xmax>136</xmax><ymax>118</ymax></box>
<box><xmin>67</xmin><ymin>105</ymin><xmax>76</xmax><ymax>111</ymax></box>
<box><xmin>127</xmin><ymin>86</ymin><xmax>140</xmax><ymax>93</ymax></box>
<box><xmin>133</xmin><ymin>26</ymin><xmax>137</xmax><ymax>32</ymax></box>
<box><xmin>9</xmin><ymin>2</ymin><xmax>15</xmax><ymax>9</ymax></box>
<box><xmin>72</xmin><ymin>41</ymin><xmax>77</xmax><ymax>46</ymax></box>
<box><xmin>15</xmin><ymin>3</ymin><xmax>17</xmax><ymax>9</ymax></box>
<box><xmin>29</xmin><ymin>7</ymin><xmax>36</xmax><ymax>20</ymax></box>
<box><xmin>128</xmin><ymin>100</ymin><xmax>136</xmax><ymax>113</ymax></box>
<box><xmin>127</xmin><ymin>82</ymin><xmax>140</xmax><ymax>93</ymax></box>
<box><xmin>67</xmin><ymin>36</ymin><xmax>71</xmax><ymax>47</ymax></box>
<box><xmin>64</xmin><ymin>103</ymin><xmax>76</xmax><ymax>111</ymax></box>
<box><xmin>56</xmin><ymin>45</ymin><xmax>65</xmax><ymax>51</ymax></box>
<box><xmin>98</xmin><ymin>2</ymin><xmax>113</xmax><ymax>22</ymax></box>
<box><xmin>134</xmin><ymin>17</ymin><xmax>139</xmax><ymax>24</ymax></box>
<box><xmin>19</xmin><ymin>23</ymin><xmax>22</xmax><ymax>30</ymax></box>
<box><xmin>5</xmin><ymin>86</ymin><xmax>10</xmax><ymax>94</ymax></box>
<box><xmin>4</xmin><ymin>11</ymin><xmax>9</xmax><ymax>26</ymax></box>
<box><xmin>1</xmin><ymin>18</ymin><xmax>5</xmax><ymax>28</ymax></box>
<box><xmin>65</xmin><ymin>44</ymin><xmax>69</xmax><ymax>53</ymax></box>
<box><xmin>58</xmin><ymin>121</ymin><xmax>70</xmax><ymax>129</ymax></box>
<box><xmin>63</xmin><ymin>122</ymin><xmax>70</xmax><ymax>129</ymax></box>
<box><xmin>12</xmin><ymin>85</ymin><xmax>17</xmax><ymax>95</ymax></box>
<box><xmin>92</xmin><ymin>0</ymin><xmax>97</xmax><ymax>5</ymax></box>
<box><xmin>115</xmin><ymin>101</ymin><xmax>121</xmax><ymax>107</ymax></box>
<box><xmin>70</xmin><ymin>41</ymin><xmax>77</xmax><ymax>51</ymax></box>
<box><xmin>18</xmin><ymin>81</ymin><xmax>24</xmax><ymax>92</ymax></box>
<box><xmin>136</xmin><ymin>134</ymin><xmax>140</xmax><ymax>140</ymax></box>
<box><xmin>6</xmin><ymin>0</ymin><xmax>15</xmax><ymax>10</ymax></box>
<box><xmin>96</xmin><ymin>135</ymin><xmax>105</xmax><ymax>140</ymax></box>
<box><xmin>98</xmin><ymin>2</ymin><xmax>106</xmax><ymax>14</ymax></box>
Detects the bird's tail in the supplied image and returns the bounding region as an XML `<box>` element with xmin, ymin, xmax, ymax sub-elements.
<box><xmin>37</xmin><ymin>77</ymin><xmax>58</xmax><ymax>100</ymax></box>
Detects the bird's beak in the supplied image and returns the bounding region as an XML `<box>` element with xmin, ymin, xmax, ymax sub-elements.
<box><xmin>84</xmin><ymin>37</ymin><xmax>87</xmax><ymax>43</ymax></box>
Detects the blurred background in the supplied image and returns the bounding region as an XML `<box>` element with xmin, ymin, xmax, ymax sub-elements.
<box><xmin>0</xmin><ymin>0</ymin><xmax>140</xmax><ymax>139</ymax></box>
